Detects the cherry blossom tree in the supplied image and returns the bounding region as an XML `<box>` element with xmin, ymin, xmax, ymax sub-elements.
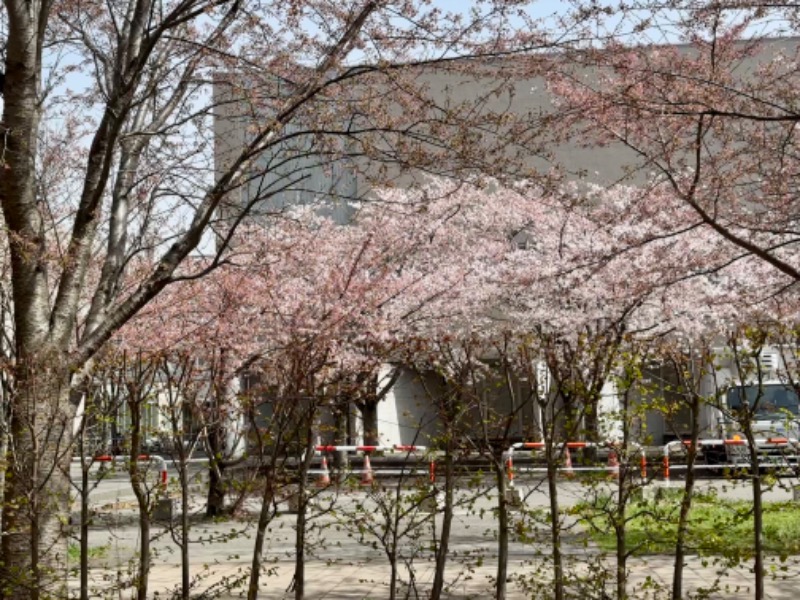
<box><xmin>115</xmin><ymin>200</ymin><xmax>478</xmax><ymax>595</ymax></box>
<box><xmin>0</xmin><ymin>0</ymin><xmax>574</xmax><ymax>592</ymax></box>
<box><xmin>391</xmin><ymin>174</ymin><xmax>789</xmax><ymax>598</ymax></box>
<box><xmin>551</xmin><ymin>2</ymin><xmax>800</xmax><ymax>286</ymax></box>
<box><xmin>364</xmin><ymin>137</ymin><xmax>800</xmax><ymax>599</ymax></box>
<box><xmin>112</xmin><ymin>158</ymin><xmax>795</xmax><ymax>597</ymax></box>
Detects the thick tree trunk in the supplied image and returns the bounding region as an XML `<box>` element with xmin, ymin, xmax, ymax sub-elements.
<box><xmin>205</xmin><ymin>423</ymin><xmax>227</xmax><ymax>518</ymax></box>
<box><xmin>134</xmin><ymin>504</ymin><xmax>152</xmax><ymax>600</ymax></box>
<box><xmin>0</xmin><ymin>1</ymin><xmax>72</xmax><ymax>596</ymax></box>
<box><xmin>388</xmin><ymin>554</ymin><xmax>398</xmax><ymax>600</ymax></box>
<box><xmin>0</xmin><ymin>371</ymin><xmax>73</xmax><ymax>600</ymax></box>
<box><xmin>583</xmin><ymin>398</ymin><xmax>599</xmax><ymax>463</ymax></box>
<box><xmin>331</xmin><ymin>406</ymin><xmax>349</xmax><ymax>475</ymax></box>
<box><xmin>206</xmin><ymin>373</ymin><xmax>245</xmax><ymax>517</ymax></box>
<box><xmin>361</xmin><ymin>400</ymin><xmax>379</xmax><ymax>447</ymax></box>
<box><xmin>206</xmin><ymin>463</ymin><xmax>227</xmax><ymax>518</ymax></box>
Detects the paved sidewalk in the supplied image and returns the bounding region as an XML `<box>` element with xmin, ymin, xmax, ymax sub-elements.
<box><xmin>68</xmin><ymin>478</ymin><xmax>800</xmax><ymax>598</ymax></box>
<box><xmin>75</xmin><ymin>552</ymin><xmax>800</xmax><ymax>598</ymax></box>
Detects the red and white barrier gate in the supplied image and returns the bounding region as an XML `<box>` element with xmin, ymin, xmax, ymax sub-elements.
<box><xmin>506</xmin><ymin>441</ymin><xmax>647</xmax><ymax>484</ymax></box>
<box><xmin>86</xmin><ymin>454</ymin><xmax>168</xmax><ymax>489</ymax></box>
<box><xmin>315</xmin><ymin>444</ymin><xmax>427</xmax><ymax>454</ymax></box>
<box><xmin>313</xmin><ymin>445</ymin><xmax>430</xmax><ymax>483</ymax></box>
<box><xmin>661</xmin><ymin>437</ymin><xmax>799</xmax><ymax>483</ymax></box>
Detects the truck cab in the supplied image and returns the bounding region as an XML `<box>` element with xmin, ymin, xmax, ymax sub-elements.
<box><xmin>723</xmin><ymin>382</ymin><xmax>800</xmax><ymax>441</ymax></box>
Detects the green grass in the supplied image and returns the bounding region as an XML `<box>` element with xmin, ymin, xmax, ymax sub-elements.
<box><xmin>577</xmin><ymin>493</ymin><xmax>800</xmax><ymax>556</ymax></box>
<box><xmin>67</xmin><ymin>543</ymin><xmax>109</xmax><ymax>562</ymax></box>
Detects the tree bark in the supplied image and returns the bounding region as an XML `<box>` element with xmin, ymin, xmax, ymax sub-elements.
<box><xmin>360</xmin><ymin>400</ymin><xmax>379</xmax><ymax>447</ymax></box>
<box><xmin>546</xmin><ymin>444</ymin><xmax>565</xmax><ymax>600</ymax></box>
<box><xmin>128</xmin><ymin>391</ymin><xmax>152</xmax><ymax>600</ymax></box>
<box><xmin>745</xmin><ymin>428</ymin><xmax>765</xmax><ymax>600</ymax></box>
<box><xmin>206</xmin><ymin>369</ymin><xmax>245</xmax><ymax>517</ymax></box>
<box><xmin>672</xmin><ymin>392</ymin><xmax>700</xmax><ymax>600</ymax></box>
<box><xmin>495</xmin><ymin>456</ymin><xmax>509</xmax><ymax>600</ymax></box>
<box><xmin>247</xmin><ymin>466</ymin><xmax>278</xmax><ymax>600</ymax></box>
<box><xmin>206</xmin><ymin>463</ymin><xmax>228</xmax><ymax>518</ymax></box>
<box><xmin>0</xmin><ymin>369</ymin><xmax>73</xmax><ymax>599</ymax></box>
<box><xmin>293</xmin><ymin>426</ymin><xmax>316</xmax><ymax>600</ymax></box>
<box><xmin>179</xmin><ymin>456</ymin><xmax>191</xmax><ymax>600</ymax></box>
<box><xmin>430</xmin><ymin>442</ymin><xmax>453</xmax><ymax>600</ymax></box>
<box><xmin>247</xmin><ymin>398</ymin><xmax>293</xmax><ymax>600</ymax></box>
<box><xmin>1</xmin><ymin>1</ymin><xmax>73</xmax><ymax>595</ymax></box>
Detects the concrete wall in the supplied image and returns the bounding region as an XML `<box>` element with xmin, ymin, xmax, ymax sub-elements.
<box><xmin>374</xmin><ymin>363</ymin><xmax>545</xmax><ymax>447</ymax></box>
<box><xmin>376</xmin><ymin>367</ymin><xmax>442</xmax><ymax>447</ymax></box>
<box><xmin>217</xmin><ymin>37</ymin><xmax>800</xmax><ymax>200</ymax></box>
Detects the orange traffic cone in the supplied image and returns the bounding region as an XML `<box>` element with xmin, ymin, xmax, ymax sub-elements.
<box><xmin>361</xmin><ymin>454</ymin><xmax>374</xmax><ymax>486</ymax></box>
<box><xmin>317</xmin><ymin>456</ymin><xmax>331</xmax><ymax>487</ymax></box>
<box><xmin>563</xmin><ymin>447</ymin><xmax>575</xmax><ymax>478</ymax></box>
<box><xmin>506</xmin><ymin>454</ymin><xmax>514</xmax><ymax>486</ymax></box>
<box><xmin>607</xmin><ymin>449</ymin><xmax>619</xmax><ymax>479</ymax></box>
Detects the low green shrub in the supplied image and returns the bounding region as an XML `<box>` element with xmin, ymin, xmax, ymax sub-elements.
<box><xmin>577</xmin><ymin>493</ymin><xmax>800</xmax><ymax>556</ymax></box>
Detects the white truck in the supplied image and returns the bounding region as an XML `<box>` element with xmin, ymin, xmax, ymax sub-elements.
<box><xmin>648</xmin><ymin>345</ymin><xmax>800</xmax><ymax>468</ymax></box>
